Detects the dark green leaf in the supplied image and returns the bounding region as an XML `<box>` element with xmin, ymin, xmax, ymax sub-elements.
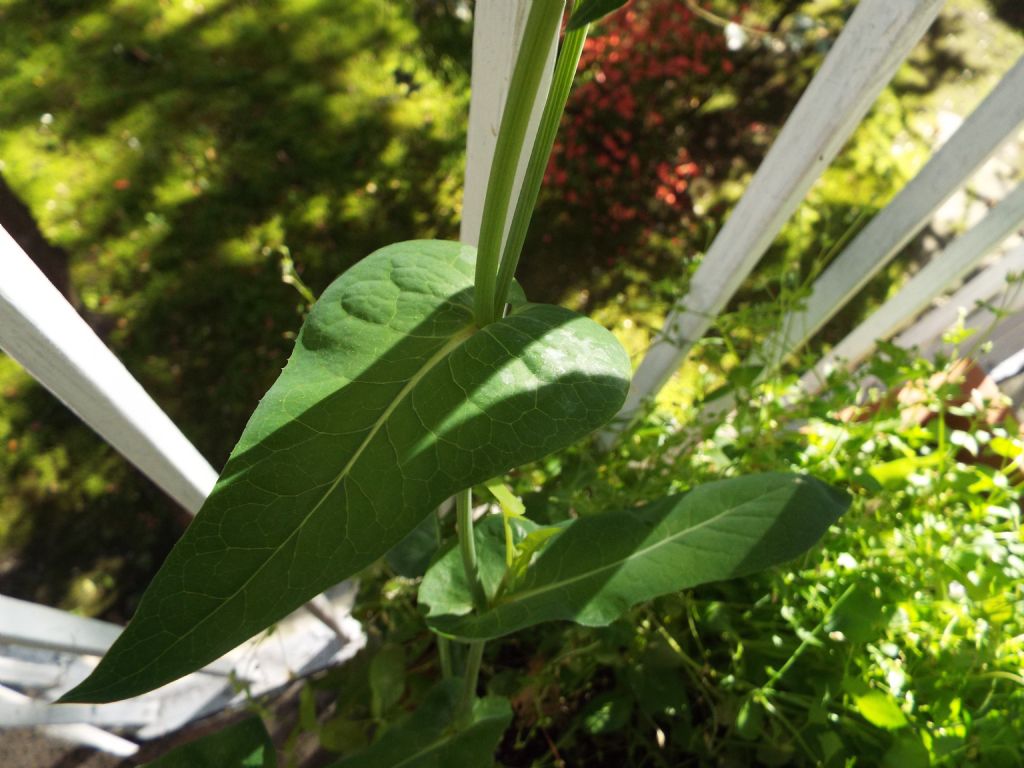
<box><xmin>386</xmin><ymin>513</ymin><xmax>441</xmax><ymax>578</ymax></box>
<box><xmin>582</xmin><ymin>692</ymin><xmax>633</xmax><ymax>734</ymax></box>
<box><xmin>332</xmin><ymin>680</ymin><xmax>512</xmax><ymax>768</ymax></box>
<box><xmin>370</xmin><ymin>645</ymin><xmax>406</xmax><ymax>719</ymax></box>
<box><xmin>422</xmin><ymin>474</ymin><xmax>848</xmax><ymax>640</ymax></box>
<box><xmin>144</xmin><ymin>717</ymin><xmax>275</xmax><ymax>768</ymax></box>
<box><xmin>64</xmin><ymin>240</ymin><xmax>630</xmax><ymax>702</ymax></box>
<box><xmin>735</xmin><ymin>697</ymin><xmax>764</xmax><ymax>741</ymax></box>
<box><xmin>567</xmin><ymin>0</ymin><xmax>629</xmax><ymax>30</ymax></box>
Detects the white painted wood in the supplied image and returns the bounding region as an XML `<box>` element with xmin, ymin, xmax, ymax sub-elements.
<box><xmin>460</xmin><ymin>0</ymin><xmax>557</xmax><ymax>246</ymax></box>
<box><xmin>763</xmin><ymin>54</ymin><xmax>1024</xmax><ymax>369</ymax></box>
<box><xmin>0</xmin><ymin>685</ymin><xmax>139</xmax><ymax>756</ymax></box>
<box><xmin>0</xmin><ymin>656</ymin><xmax>65</xmax><ymax>689</ymax></box>
<box><xmin>0</xmin><ymin>227</ymin><xmax>218</xmax><ymax>513</ymax></box>
<box><xmin>803</xmin><ymin>184</ymin><xmax>1024</xmax><ymax>391</ymax></box>
<box><xmin>897</xmin><ymin>241</ymin><xmax>1024</xmax><ymax>351</ymax></box>
<box><xmin>1</xmin><ymin>582</ymin><xmax>365</xmax><ymax>737</ymax></box>
<box><xmin>610</xmin><ymin>0</ymin><xmax>945</xmax><ymax>431</ymax></box>
<box><xmin>984</xmin><ymin>311</ymin><xmax>1024</xmax><ymax>379</ymax></box>
<box><xmin>0</xmin><ymin>595</ymin><xmax>122</xmax><ymax>658</ymax></box>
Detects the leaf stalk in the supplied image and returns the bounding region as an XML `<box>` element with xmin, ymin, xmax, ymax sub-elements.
<box><xmin>473</xmin><ymin>0</ymin><xmax>565</xmax><ymax>326</ymax></box>
<box><xmin>492</xmin><ymin>0</ymin><xmax>590</xmax><ymax>318</ymax></box>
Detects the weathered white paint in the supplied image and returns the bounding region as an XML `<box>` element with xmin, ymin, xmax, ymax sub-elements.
<box><xmin>897</xmin><ymin>241</ymin><xmax>1024</xmax><ymax>352</ymax></box>
<box><xmin>803</xmin><ymin>184</ymin><xmax>1024</xmax><ymax>391</ymax></box>
<box><xmin>460</xmin><ymin>0</ymin><xmax>557</xmax><ymax>247</ymax></box>
<box><xmin>0</xmin><ymin>595</ymin><xmax>122</xmax><ymax>658</ymax></box>
<box><xmin>984</xmin><ymin>310</ymin><xmax>1024</xmax><ymax>379</ymax></box>
<box><xmin>764</xmin><ymin>54</ymin><xmax>1024</xmax><ymax>369</ymax></box>
<box><xmin>0</xmin><ymin>686</ymin><xmax>139</xmax><ymax>757</ymax></box>
<box><xmin>611</xmin><ymin>0</ymin><xmax>945</xmax><ymax>432</ymax></box>
<box><xmin>0</xmin><ymin>583</ymin><xmax>365</xmax><ymax>738</ymax></box>
<box><xmin>0</xmin><ymin>227</ymin><xmax>218</xmax><ymax>513</ymax></box>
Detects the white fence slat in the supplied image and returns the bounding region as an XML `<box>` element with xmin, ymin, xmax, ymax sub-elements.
<box><xmin>0</xmin><ymin>685</ymin><xmax>139</xmax><ymax>756</ymax></box>
<box><xmin>0</xmin><ymin>656</ymin><xmax>65</xmax><ymax>689</ymax></box>
<box><xmin>613</xmin><ymin>0</ymin><xmax>945</xmax><ymax>428</ymax></box>
<box><xmin>0</xmin><ymin>227</ymin><xmax>217</xmax><ymax>513</ymax></box>
<box><xmin>764</xmin><ymin>54</ymin><xmax>1024</xmax><ymax>367</ymax></box>
<box><xmin>983</xmin><ymin>310</ymin><xmax>1024</xmax><ymax>379</ymax></box>
<box><xmin>1</xmin><ymin>582</ymin><xmax>364</xmax><ymax>737</ymax></box>
<box><xmin>0</xmin><ymin>595</ymin><xmax>122</xmax><ymax>658</ymax></box>
<box><xmin>460</xmin><ymin>0</ymin><xmax>557</xmax><ymax>247</ymax></box>
<box><xmin>804</xmin><ymin>184</ymin><xmax>1024</xmax><ymax>389</ymax></box>
<box><xmin>0</xmin><ymin>593</ymin><xmax>236</xmax><ymax>677</ymax></box>
<box><xmin>896</xmin><ymin>241</ymin><xmax>1024</xmax><ymax>351</ymax></box>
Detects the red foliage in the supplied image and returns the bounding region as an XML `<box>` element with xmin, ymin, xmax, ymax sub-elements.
<box><xmin>546</xmin><ymin>0</ymin><xmax>734</xmax><ymax>246</ymax></box>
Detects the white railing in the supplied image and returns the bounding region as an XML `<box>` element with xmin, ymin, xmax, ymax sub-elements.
<box><xmin>803</xmin><ymin>182</ymin><xmax>1024</xmax><ymax>390</ymax></box>
<box><xmin>3</xmin><ymin>0</ymin><xmax>1024</xmax><ymax>756</ymax></box>
<box><xmin>613</xmin><ymin>0</ymin><xmax>946</xmax><ymax>428</ymax></box>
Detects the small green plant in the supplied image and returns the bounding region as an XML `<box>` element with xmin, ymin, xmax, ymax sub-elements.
<box><xmin>60</xmin><ymin>2</ymin><xmax>847</xmax><ymax>763</ymax></box>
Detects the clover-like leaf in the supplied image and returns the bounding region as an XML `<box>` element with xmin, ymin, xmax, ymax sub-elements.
<box><xmin>421</xmin><ymin>474</ymin><xmax>848</xmax><ymax>640</ymax></box>
<box><xmin>63</xmin><ymin>240</ymin><xmax>630</xmax><ymax>702</ymax></box>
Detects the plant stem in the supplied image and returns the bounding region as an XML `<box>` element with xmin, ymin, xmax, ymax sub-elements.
<box><xmin>438</xmin><ymin>636</ymin><xmax>454</xmax><ymax>679</ymax></box>
<box><xmin>473</xmin><ymin>0</ymin><xmax>565</xmax><ymax>327</ymax></box>
<box><xmin>456</xmin><ymin>488</ymin><xmax>488</xmax><ymax>611</ymax></box>
<box><xmin>456</xmin><ymin>640</ymin><xmax>486</xmax><ymax>725</ymax></box>
<box><xmin>493</xmin><ymin>0</ymin><xmax>590</xmax><ymax>319</ymax></box>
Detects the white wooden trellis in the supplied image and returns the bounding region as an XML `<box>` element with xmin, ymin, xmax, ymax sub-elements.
<box><xmin>802</xmin><ymin>182</ymin><xmax>1024</xmax><ymax>392</ymax></box>
<box><xmin>3</xmin><ymin>0</ymin><xmax>1024</xmax><ymax>758</ymax></box>
<box><xmin>762</xmin><ymin>53</ymin><xmax>1024</xmax><ymax>373</ymax></box>
<box><xmin>896</xmin><ymin>241</ymin><xmax>1024</xmax><ymax>354</ymax></box>
<box><xmin>611</xmin><ymin>0</ymin><xmax>947</xmax><ymax>430</ymax></box>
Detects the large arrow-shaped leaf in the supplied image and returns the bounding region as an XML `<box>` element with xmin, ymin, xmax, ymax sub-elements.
<box><xmin>421</xmin><ymin>474</ymin><xmax>848</xmax><ymax>641</ymax></box>
<box><xmin>63</xmin><ymin>240</ymin><xmax>630</xmax><ymax>703</ymax></box>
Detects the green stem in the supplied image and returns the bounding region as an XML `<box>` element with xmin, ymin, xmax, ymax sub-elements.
<box><xmin>761</xmin><ymin>583</ymin><xmax>857</xmax><ymax>694</ymax></box>
<box><xmin>473</xmin><ymin>0</ymin><xmax>565</xmax><ymax>327</ymax></box>
<box><xmin>438</xmin><ymin>636</ymin><xmax>454</xmax><ymax>679</ymax></box>
<box><xmin>493</xmin><ymin>0</ymin><xmax>590</xmax><ymax>318</ymax></box>
<box><xmin>456</xmin><ymin>488</ymin><xmax>488</xmax><ymax>611</ymax></box>
<box><xmin>456</xmin><ymin>640</ymin><xmax>486</xmax><ymax>725</ymax></box>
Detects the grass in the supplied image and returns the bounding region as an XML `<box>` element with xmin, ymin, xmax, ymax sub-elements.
<box><xmin>0</xmin><ymin>0</ymin><xmax>471</xmax><ymax>616</ymax></box>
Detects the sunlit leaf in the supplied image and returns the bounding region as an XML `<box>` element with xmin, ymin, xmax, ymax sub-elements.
<box><xmin>852</xmin><ymin>690</ymin><xmax>908</xmax><ymax>730</ymax></box>
<box><xmin>422</xmin><ymin>474</ymin><xmax>848</xmax><ymax>640</ymax></box>
<box><xmin>63</xmin><ymin>240</ymin><xmax>630</xmax><ymax>702</ymax></box>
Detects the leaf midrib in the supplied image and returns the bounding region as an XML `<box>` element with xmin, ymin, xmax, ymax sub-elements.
<box><xmin>116</xmin><ymin>323</ymin><xmax>477</xmax><ymax>688</ymax></box>
<box><xmin>488</xmin><ymin>483</ymin><xmax>796</xmax><ymax>611</ymax></box>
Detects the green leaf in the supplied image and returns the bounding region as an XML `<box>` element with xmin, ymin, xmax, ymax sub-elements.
<box><xmin>735</xmin><ymin>697</ymin><xmax>764</xmax><ymax>741</ymax></box>
<box><xmin>581</xmin><ymin>692</ymin><xmax>633</xmax><ymax>734</ymax></box>
<box><xmin>370</xmin><ymin>645</ymin><xmax>406</xmax><ymax>719</ymax></box>
<box><xmin>64</xmin><ymin>240</ymin><xmax>630</xmax><ymax>703</ymax></box>
<box><xmin>567</xmin><ymin>0</ymin><xmax>629</xmax><ymax>30</ymax></box>
<box><xmin>331</xmin><ymin>680</ymin><xmax>512</xmax><ymax>768</ymax></box>
<box><xmin>422</xmin><ymin>474</ymin><xmax>848</xmax><ymax>640</ymax></box>
<box><xmin>386</xmin><ymin>512</ymin><xmax>441</xmax><ymax>578</ymax></box>
<box><xmin>852</xmin><ymin>690</ymin><xmax>909</xmax><ymax>730</ymax></box>
<box><xmin>421</xmin><ymin>515</ymin><xmax>543</xmax><ymax>621</ymax></box>
<box><xmin>144</xmin><ymin>717</ymin><xmax>276</xmax><ymax>768</ymax></box>
<box><xmin>868</xmin><ymin>452</ymin><xmax>946</xmax><ymax>489</ymax></box>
